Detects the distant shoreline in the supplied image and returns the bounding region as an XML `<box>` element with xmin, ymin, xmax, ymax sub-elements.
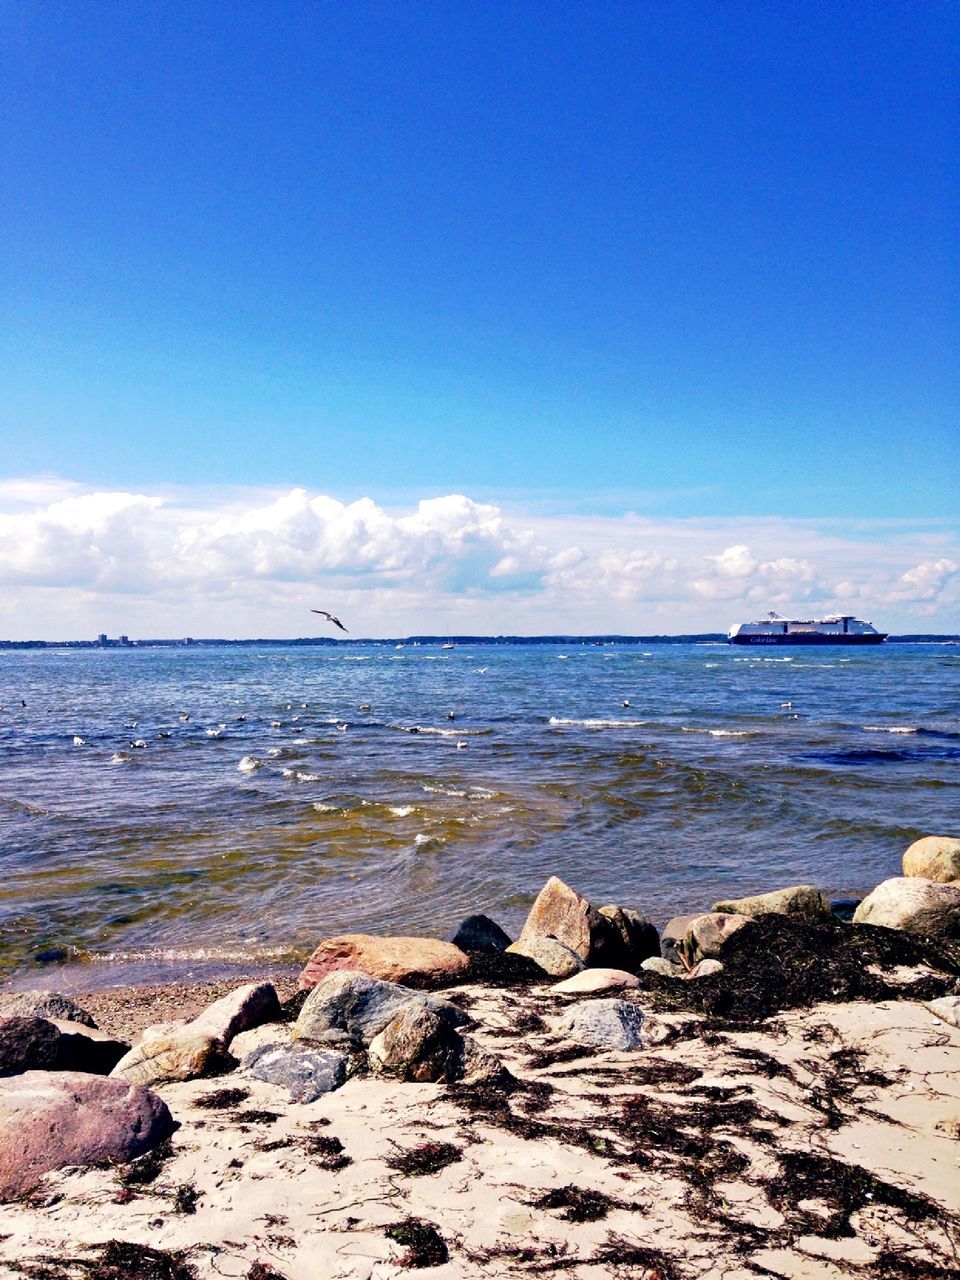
<box><xmin>1</xmin><ymin>633</ymin><xmax>957</xmax><ymax>650</ymax></box>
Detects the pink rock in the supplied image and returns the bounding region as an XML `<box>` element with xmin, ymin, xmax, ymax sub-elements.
<box><xmin>681</xmin><ymin>913</ymin><xmax>754</xmax><ymax>966</ymax></box>
<box><xmin>550</xmin><ymin>967</ymin><xmax>641</xmax><ymax>994</ymax></box>
<box><xmin>298</xmin><ymin>934</ymin><xmax>471</xmax><ymax>990</ymax></box>
<box><xmin>518</xmin><ymin>876</ymin><xmax>619</xmax><ymax>964</ymax></box>
<box><xmin>0</xmin><ymin>1070</ymin><xmax>173</xmax><ymax>1201</ymax></box>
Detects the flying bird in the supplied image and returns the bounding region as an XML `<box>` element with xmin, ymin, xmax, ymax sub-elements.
<box><xmin>311</xmin><ymin>609</ymin><xmax>348</xmax><ymax>632</ymax></box>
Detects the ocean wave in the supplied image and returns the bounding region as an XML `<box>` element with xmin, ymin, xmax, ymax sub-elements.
<box><xmin>394</xmin><ymin>724</ymin><xmax>488</xmax><ymax>736</ymax></box>
<box><xmin>237</xmin><ymin>755</ymin><xmax>264</xmax><ymax>772</ymax></box>
<box><xmin>549</xmin><ymin>717</ymin><xmax>648</xmax><ymax>729</ymax></box>
<box><xmin>681</xmin><ymin>726</ymin><xmax>752</xmax><ymax>737</ymax></box>
<box><xmin>863</xmin><ymin>725</ymin><xmax>918</xmax><ymax>735</ymax></box>
<box><xmin>282</xmin><ymin>768</ymin><xmax>323</xmax><ymax>782</ymax></box>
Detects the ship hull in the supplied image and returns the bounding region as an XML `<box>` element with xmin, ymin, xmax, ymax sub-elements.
<box><xmin>728</xmin><ymin>633</ymin><xmax>887</xmax><ymax>646</ymax></box>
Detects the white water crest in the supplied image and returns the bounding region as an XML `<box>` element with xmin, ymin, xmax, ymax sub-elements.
<box><xmin>863</xmin><ymin>725</ymin><xmax>918</xmax><ymax>734</ymax></box>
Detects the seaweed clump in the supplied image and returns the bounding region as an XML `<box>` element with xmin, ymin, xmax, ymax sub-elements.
<box><xmin>386</xmin><ymin>1141</ymin><xmax>463</xmax><ymax>1177</ymax></box>
<box><xmin>640</xmin><ymin>915</ymin><xmax>960</xmax><ymax>1023</ymax></box>
<box><xmin>530</xmin><ymin>1184</ymin><xmax>619</xmax><ymax>1222</ymax></box>
<box><xmin>10</xmin><ymin>1240</ymin><xmax>199</xmax><ymax>1280</ymax></box>
<box><xmin>384</xmin><ymin>1218</ymin><xmax>449</xmax><ymax>1268</ymax></box>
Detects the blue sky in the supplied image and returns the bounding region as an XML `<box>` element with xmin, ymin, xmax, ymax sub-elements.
<box><xmin>1</xmin><ymin>1</ymin><xmax>957</xmax><ymax>636</ymax></box>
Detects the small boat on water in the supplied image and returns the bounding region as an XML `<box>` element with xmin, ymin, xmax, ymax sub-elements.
<box><xmin>728</xmin><ymin>612</ymin><xmax>887</xmax><ymax>645</ymax></box>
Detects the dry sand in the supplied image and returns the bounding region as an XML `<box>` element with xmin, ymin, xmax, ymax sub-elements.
<box><xmin>1</xmin><ymin>979</ymin><xmax>958</xmax><ymax>1280</ymax></box>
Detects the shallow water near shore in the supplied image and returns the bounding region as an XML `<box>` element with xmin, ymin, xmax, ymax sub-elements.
<box><xmin>1</xmin><ymin>640</ymin><xmax>957</xmax><ymax>988</ymax></box>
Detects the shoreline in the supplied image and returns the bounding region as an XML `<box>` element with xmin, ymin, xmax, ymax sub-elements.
<box><xmin>2</xmin><ymin>865</ymin><xmax>959</xmax><ymax>1279</ymax></box>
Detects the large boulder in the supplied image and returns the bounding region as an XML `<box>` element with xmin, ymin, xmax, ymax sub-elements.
<box><xmin>853</xmin><ymin>878</ymin><xmax>960</xmax><ymax>941</ymax></box>
<box><xmin>0</xmin><ymin>1071</ymin><xmax>174</xmax><ymax>1201</ymax></box>
<box><xmin>188</xmin><ymin>982</ymin><xmax>281</xmax><ymax>1046</ymax></box>
<box><xmin>293</xmin><ymin>970</ymin><xmax>466</xmax><ymax>1050</ymax></box>
<box><xmin>298</xmin><ymin>934</ymin><xmax>470</xmax><ymax>989</ymax></box>
<box><xmin>553</xmin><ymin>999</ymin><xmax>645</xmax><ymax>1052</ymax></box>
<box><xmin>518</xmin><ymin>877</ymin><xmax>620</xmax><ymax>965</ymax></box>
<box><xmin>680</xmin><ymin>913</ymin><xmax>754</xmax><ymax>967</ymax></box>
<box><xmin>243</xmin><ymin>1043</ymin><xmax>348</xmax><ymax>1102</ymax></box>
<box><xmin>0</xmin><ymin>992</ymin><xmax>96</xmax><ymax>1028</ymax></box>
<box><xmin>368</xmin><ymin>1004</ymin><xmax>466</xmax><ymax>1083</ymax></box>
<box><xmin>110</xmin><ymin>1030</ymin><xmax>227</xmax><ymax>1087</ymax></box>
<box><xmin>0</xmin><ymin>1018</ymin><xmax>61</xmax><ymax>1076</ymax></box>
<box><xmin>368</xmin><ymin>1004</ymin><xmax>506</xmax><ymax>1085</ymax></box>
<box><xmin>449</xmin><ymin>914</ymin><xmax>512</xmax><ymax>953</ymax></box>
<box><xmin>711</xmin><ymin>885</ymin><xmax>833</xmax><ymax>922</ymax></box>
<box><xmin>597</xmin><ymin>905</ymin><xmax>660</xmax><ymax>967</ymax></box>
<box><xmin>49</xmin><ymin>1020</ymin><xmax>129</xmax><ymax>1075</ymax></box>
<box><xmin>903</xmin><ymin>836</ymin><xmax>960</xmax><ymax>884</ymax></box>
<box><xmin>505</xmin><ymin>936</ymin><xmax>585</xmax><ymax>978</ymax></box>
<box><xmin>923</xmin><ymin>996</ymin><xmax>960</xmax><ymax>1031</ymax></box>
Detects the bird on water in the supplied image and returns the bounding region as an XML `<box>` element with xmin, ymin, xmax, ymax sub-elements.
<box><xmin>311</xmin><ymin>609</ymin><xmax>348</xmax><ymax>632</ymax></box>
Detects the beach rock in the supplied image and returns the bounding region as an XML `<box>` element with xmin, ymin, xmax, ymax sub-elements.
<box><xmin>597</xmin><ymin>905</ymin><xmax>660</xmax><ymax>968</ymax></box>
<box><xmin>110</xmin><ymin>1030</ymin><xmax>228</xmax><ymax>1087</ymax></box>
<box><xmin>923</xmin><ymin>996</ymin><xmax>960</xmax><ymax>1030</ymax></box>
<box><xmin>553</xmin><ymin>999</ymin><xmax>645</xmax><ymax>1052</ymax></box>
<box><xmin>293</xmin><ymin>971</ymin><xmax>466</xmax><ymax>1050</ymax></box>
<box><xmin>660</xmin><ymin>914</ymin><xmax>704</xmax><ymax>961</ymax></box>
<box><xmin>298</xmin><ymin>934</ymin><xmax>470</xmax><ymax>989</ymax></box>
<box><xmin>853</xmin><ymin>878</ymin><xmax>960</xmax><ymax>941</ymax></box>
<box><xmin>48</xmin><ymin>1020</ymin><xmax>129</xmax><ymax>1075</ymax></box>
<box><xmin>518</xmin><ymin>876</ymin><xmax>620</xmax><ymax>964</ymax></box>
<box><xmin>681</xmin><ymin>913</ymin><xmax>754</xmax><ymax>966</ymax></box>
<box><xmin>188</xmin><ymin>982</ymin><xmax>281</xmax><ymax>1047</ymax></box>
<box><xmin>0</xmin><ymin>1071</ymin><xmax>174</xmax><ymax>1201</ymax></box>
<box><xmin>687</xmin><ymin>959</ymin><xmax>724</xmax><ymax>979</ymax></box>
<box><xmin>449</xmin><ymin>914</ymin><xmax>512</xmax><ymax>953</ymax></box>
<box><xmin>640</xmin><ymin>957</ymin><xmax>682</xmax><ymax>977</ymax></box>
<box><xmin>368</xmin><ymin>1004</ymin><xmax>465</xmax><ymax>1083</ymax></box>
<box><xmin>712</xmin><ymin>885</ymin><xmax>833</xmax><ymax>922</ymax></box>
<box><xmin>243</xmin><ymin>1043</ymin><xmax>348</xmax><ymax>1103</ymax></box>
<box><xmin>505</xmin><ymin>936</ymin><xmax>585</xmax><ymax>978</ymax></box>
<box><xmin>0</xmin><ymin>991</ymin><xmax>96</xmax><ymax>1029</ymax></box>
<box><xmin>137</xmin><ymin>1019</ymin><xmax>189</xmax><ymax>1046</ymax></box>
<box><xmin>550</xmin><ymin>967</ymin><xmax>641</xmax><ymax>994</ymax></box>
<box><xmin>230</xmin><ymin>1022</ymin><xmax>290</xmax><ymax>1061</ymax></box>
<box><xmin>0</xmin><ymin>1018</ymin><xmax>60</xmax><ymax>1076</ymax></box>
<box><xmin>903</xmin><ymin>836</ymin><xmax>960</xmax><ymax>884</ymax></box>
<box><xmin>458</xmin><ymin>1037</ymin><xmax>512</xmax><ymax>1086</ymax></box>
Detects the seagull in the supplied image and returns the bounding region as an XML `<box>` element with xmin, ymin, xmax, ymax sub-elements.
<box><xmin>311</xmin><ymin>609</ymin><xmax>348</xmax><ymax>632</ymax></box>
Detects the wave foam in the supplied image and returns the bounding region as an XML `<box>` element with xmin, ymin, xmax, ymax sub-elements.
<box><xmin>549</xmin><ymin>717</ymin><xmax>648</xmax><ymax>729</ymax></box>
<box><xmin>863</xmin><ymin>725</ymin><xmax>918</xmax><ymax>735</ymax></box>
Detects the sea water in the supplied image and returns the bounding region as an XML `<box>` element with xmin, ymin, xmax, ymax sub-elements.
<box><xmin>1</xmin><ymin>641</ymin><xmax>957</xmax><ymax>987</ymax></box>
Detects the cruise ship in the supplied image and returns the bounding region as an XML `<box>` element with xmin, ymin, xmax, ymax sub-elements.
<box><xmin>727</xmin><ymin>612</ymin><xmax>887</xmax><ymax>645</ymax></box>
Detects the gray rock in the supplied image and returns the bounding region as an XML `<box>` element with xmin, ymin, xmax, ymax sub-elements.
<box><xmin>598</xmin><ymin>905</ymin><xmax>660</xmax><ymax>967</ymax></box>
<box><xmin>0</xmin><ymin>992</ymin><xmax>96</xmax><ymax>1029</ymax></box>
<box><xmin>853</xmin><ymin>877</ymin><xmax>960</xmax><ymax>940</ymax></box>
<box><xmin>553</xmin><ymin>999</ymin><xmax>645</xmax><ymax>1052</ymax></box>
<box><xmin>243</xmin><ymin>1043</ymin><xmax>348</xmax><ymax>1102</ymax></box>
<box><xmin>0</xmin><ymin>1018</ymin><xmax>61</xmax><ymax>1076</ymax></box>
<box><xmin>293</xmin><ymin>970</ymin><xmax>467</xmax><ymax>1049</ymax></box>
<box><xmin>505</xmin><ymin>936</ymin><xmax>585</xmax><ymax>978</ymax></box>
<box><xmin>0</xmin><ymin>1070</ymin><xmax>174</xmax><ymax>1201</ymax></box>
<box><xmin>450</xmin><ymin>914</ymin><xmax>512</xmax><ymax>953</ymax></box>
<box><xmin>712</xmin><ymin>885</ymin><xmax>833</xmax><ymax>922</ymax></box>
<box><xmin>640</xmin><ymin>956</ymin><xmax>682</xmax><ymax>977</ymax></box>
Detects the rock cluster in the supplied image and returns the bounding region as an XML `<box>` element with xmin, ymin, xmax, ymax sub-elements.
<box><xmin>1</xmin><ymin>829</ymin><xmax>957</xmax><ymax>1201</ymax></box>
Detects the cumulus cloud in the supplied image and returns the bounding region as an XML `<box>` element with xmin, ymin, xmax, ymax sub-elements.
<box><xmin>0</xmin><ymin>481</ymin><xmax>957</xmax><ymax>637</ymax></box>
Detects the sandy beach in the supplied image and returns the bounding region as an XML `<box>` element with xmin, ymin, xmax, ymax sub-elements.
<box><xmin>1</xmin><ymin>914</ymin><xmax>959</xmax><ymax>1280</ymax></box>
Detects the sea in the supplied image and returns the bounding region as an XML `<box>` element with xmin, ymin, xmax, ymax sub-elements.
<box><xmin>1</xmin><ymin>639</ymin><xmax>958</xmax><ymax>989</ymax></box>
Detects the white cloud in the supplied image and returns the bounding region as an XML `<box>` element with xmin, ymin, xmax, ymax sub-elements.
<box><xmin>0</xmin><ymin>481</ymin><xmax>957</xmax><ymax>638</ymax></box>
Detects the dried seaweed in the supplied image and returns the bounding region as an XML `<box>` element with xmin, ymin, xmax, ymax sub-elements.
<box><xmin>386</xmin><ymin>1142</ymin><xmax>463</xmax><ymax>1177</ymax></box>
<box><xmin>384</xmin><ymin>1218</ymin><xmax>449</xmax><ymax>1267</ymax></box>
